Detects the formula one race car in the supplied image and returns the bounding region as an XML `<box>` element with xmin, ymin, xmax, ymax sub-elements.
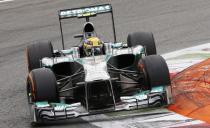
<box><xmin>25</xmin><ymin>4</ymin><xmax>172</xmax><ymax>125</ymax></box>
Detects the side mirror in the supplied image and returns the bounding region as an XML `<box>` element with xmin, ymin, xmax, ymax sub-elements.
<box><xmin>74</xmin><ymin>34</ymin><xmax>83</xmax><ymax>38</ymax></box>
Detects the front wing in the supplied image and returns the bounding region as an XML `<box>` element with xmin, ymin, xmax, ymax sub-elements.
<box><xmin>31</xmin><ymin>86</ymin><xmax>172</xmax><ymax>122</ymax></box>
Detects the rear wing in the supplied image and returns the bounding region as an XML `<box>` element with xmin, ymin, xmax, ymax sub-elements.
<box><xmin>59</xmin><ymin>4</ymin><xmax>112</xmax><ymax>19</ymax></box>
<box><xmin>58</xmin><ymin>4</ymin><xmax>116</xmax><ymax>49</ymax></box>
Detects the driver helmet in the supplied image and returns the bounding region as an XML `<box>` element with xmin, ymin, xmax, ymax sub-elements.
<box><xmin>83</xmin><ymin>22</ymin><xmax>103</xmax><ymax>56</ymax></box>
<box><xmin>83</xmin><ymin>22</ymin><xmax>95</xmax><ymax>38</ymax></box>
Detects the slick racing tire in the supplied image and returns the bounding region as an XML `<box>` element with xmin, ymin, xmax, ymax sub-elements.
<box><xmin>27</xmin><ymin>68</ymin><xmax>58</xmax><ymax>102</ymax></box>
<box><xmin>26</xmin><ymin>41</ymin><xmax>53</xmax><ymax>72</ymax></box>
<box><xmin>138</xmin><ymin>55</ymin><xmax>170</xmax><ymax>90</ymax></box>
<box><xmin>127</xmin><ymin>32</ymin><xmax>157</xmax><ymax>55</ymax></box>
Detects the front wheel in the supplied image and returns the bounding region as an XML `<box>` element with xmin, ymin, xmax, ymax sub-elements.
<box><xmin>138</xmin><ymin>55</ymin><xmax>171</xmax><ymax>90</ymax></box>
<box><xmin>26</xmin><ymin>68</ymin><xmax>58</xmax><ymax>103</ymax></box>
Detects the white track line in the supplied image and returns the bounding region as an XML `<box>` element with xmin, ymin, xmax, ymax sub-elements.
<box><xmin>0</xmin><ymin>0</ymin><xmax>13</xmax><ymax>3</ymax></box>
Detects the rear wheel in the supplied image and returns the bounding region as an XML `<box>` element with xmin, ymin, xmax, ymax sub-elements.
<box><xmin>138</xmin><ymin>55</ymin><xmax>170</xmax><ymax>90</ymax></box>
<box><xmin>127</xmin><ymin>32</ymin><xmax>156</xmax><ymax>55</ymax></box>
<box><xmin>26</xmin><ymin>41</ymin><xmax>53</xmax><ymax>72</ymax></box>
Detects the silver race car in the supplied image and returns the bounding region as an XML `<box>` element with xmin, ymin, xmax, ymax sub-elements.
<box><xmin>25</xmin><ymin>4</ymin><xmax>172</xmax><ymax>125</ymax></box>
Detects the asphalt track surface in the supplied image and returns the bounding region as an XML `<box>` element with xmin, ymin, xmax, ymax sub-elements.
<box><xmin>1</xmin><ymin>0</ymin><xmax>210</xmax><ymax>127</ymax></box>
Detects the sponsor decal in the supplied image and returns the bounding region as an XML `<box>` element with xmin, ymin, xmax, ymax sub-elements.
<box><xmin>60</xmin><ymin>5</ymin><xmax>111</xmax><ymax>18</ymax></box>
